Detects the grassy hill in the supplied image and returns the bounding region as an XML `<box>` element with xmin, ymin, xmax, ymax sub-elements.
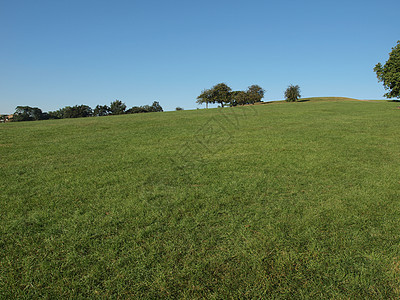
<box><xmin>258</xmin><ymin>96</ymin><xmax>377</xmax><ymax>104</ymax></box>
<box><xmin>1</xmin><ymin>99</ymin><xmax>400</xmax><ymax>298</ymax></box>
<box><xmin>297</xmin><ymin>96</ymin><xmax>361</xmax><ymax>102</ymax></box>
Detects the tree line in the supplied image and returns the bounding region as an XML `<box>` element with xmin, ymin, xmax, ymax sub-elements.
<box><xmin>196</xmin><ymin>83</ymin><xmax>265</xmax><ymax>108</ymax></box>
<box><xmin>10</xmin><ymin>100</ymin><xmax>163</xmax><ymax>122</ymax></box>
<box><xmin>196</xmin><ymin>83</ymin><xmax>303</xmax><ymax>107</ymax></box>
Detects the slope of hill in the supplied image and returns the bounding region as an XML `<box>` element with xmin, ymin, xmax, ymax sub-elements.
<box><xmin>257</xmin><ymin>96</ymin><xmax>369</xmax><ymax>105</ymax></box>
<box><xmin>1</xmin><ymin>100</ymin><xmax>399</xmax><ymax>298</ymax></box>
<box><xmin>300</xmin><ymin>96</ymin><xmax>361</xmax><ymax>102</ymax></box>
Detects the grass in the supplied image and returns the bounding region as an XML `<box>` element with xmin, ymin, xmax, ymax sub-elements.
<box><xmin>1</xmin><ymin>98</ymin><xmax>400</xmax><ymax>298</ymax></box>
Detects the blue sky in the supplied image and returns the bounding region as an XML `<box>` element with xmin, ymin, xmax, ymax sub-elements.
<box><xmin>0</xmin><ymin>0</ymin><xmax>399</xmax><ymax>113</ymax></box>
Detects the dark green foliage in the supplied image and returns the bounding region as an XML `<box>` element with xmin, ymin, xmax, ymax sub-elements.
<box><xmin>48</xmin><ymin>109</ymin><xmax>65</xmax><ymax>119</ymax></box>
<box><xmin>246</xmin><ymin>84</ymin><xmax>265</xmax><ymax>104</ymax></box>
<box><xmin>126</xmin><ymin>101</ymin><xmax>163</xmax><ymax>114</ymax></box>
<box><xmin>126</xmin><ymin>106</ymin><xmax>148</xmax><ymax>114</ymax></box>
<box><xmin>63</xmin><ymin>105</ymin><xmax>93</xmax><ymax>118</ymax></box>
<box><xmin>374</xmin><ymin>40</ymin><xmax>400</xmax><ymax>99</ymax></box>
<box><xmin>13</xmin><ymin>106</ymin><xmax>44</xmax><ymax>121</ymax></box>
<box><xmin>175</xmin><ymin>107</ymin><xmax>184</xmax><ymax>111</ymax></box>
<box><xmin>196</xmin><ymin>83</ymin><xmax>232</xmax><ymax>108</ymax></box>
<box><xmin>93</xmin><ymin>105</ymin><xmax>111</xmax><ymax>117</ymax></box>
<box><xmin>47</xmin><ymin>105</ymin><xmax>92</xmax><ymax>119</ymax></box>
<box><xmin>141</xmin><ymin>105</ymin><xmax>152</xmax><ymax>112</ymax></box>
<box><xmin>196</xmin><ymin>88</ymin><xmax>213</xmax><ymax>108</ymax></box>
<box><xmin>110</xmin><ymin>100</ymin><xmax>126</xmax><ymax>115</ymax></box>
<box><xmin>40</xmin><ymin>112</ymin><xmax>50</xmax><ymax>120</ymax></box>
<box><xmin>231</xmin><ymin>85</ymin><xmax>265</xmax><ymax>106</ymax></box>
<box><xmin>198</xmin><ymin>84</ymin><xmax>265</xmax><ymax>107</ymax></box>
<box><xmin>211</xmin><ymin>83</ymin><xmax>232</xmax><ymax>107</ymax></box>
<box><xmin>149</xmin><ymin>101</ymin><xmax>163</xmax><ymax>112</ymax></box>
<box><xmin>230</xmin><ymin>90</ymin><xmax>247</xmax><ymax>106</ymax></box>
<box><xmin>8</xmin><ymin>100</ymin><xmax>163</xmax><ymax>123</ymax></box>
<box><xmin>285</xmin><ymin>84</ymin><xmax>301</xmax><ymax>102</ymax></box>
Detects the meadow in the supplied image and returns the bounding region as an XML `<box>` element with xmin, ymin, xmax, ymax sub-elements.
<box><xmin>1</xmin><ymin>98</ymin><xmax>400</xmax><ymax>298</ymax></box>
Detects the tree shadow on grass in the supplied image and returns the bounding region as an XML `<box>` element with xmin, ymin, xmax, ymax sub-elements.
<box><xmin>258</xmin><ymin>101</ymin><xmax>280</xmax><ymax>105</ymax></box>
<box><xmin>388</xmin><ymin>100</ymin><xmax>400</xmax><ymax>102</ymax></box>
<box><xmin>297</xmin><ymin>99</ymin><xmax>310</xmax><ymax>102</ymax></box>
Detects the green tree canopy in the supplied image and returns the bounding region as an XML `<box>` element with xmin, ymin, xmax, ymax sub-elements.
<box><xmin>126</xmin><ymin>106</ymin><xmax>148</xmax><ymax>114</ymax></box>
<box><xmin>149</xmin><ymin>101</ymin><xmax>163</xmax><ymax>112</ymax></box>
<box><xmin>374</xmin><ymin>41</ymin><xmax>400</xmax><ymax>99</ymax></box>
<box><xmin>284</xmin><ymin>84</ymin><xmax>301</xmax><ymax>102</ymax></box>
<box><xmin>10</xmin><ymin>99</ymin><xmax>164</xmax><ymax>122</ymax></box>
<box><xmin>211</xmin><ymin>83</ymin><xmax>232</xmax><ymax>107</ymax></box>
<box><xmin>62</xmin><ymin>105</ymin><xmax>93</xmax><ymax>118</ymax></box>
<box><xmin>110</xmin><ymin>100</ymin><xmax>126</xmax><ymax>115</ymax></box>
<box><xmin>231</xmin><ymin>90</ymin><xmax>247</xmax><ymax>106</ymax></box>
<box><xmin>198</xmin><ymin>84</ymin><xmax>265</xmax><ymax>107</ymax></box>
<box><xmin>13</xmin><ymin>106</ymin><xmax>44</xmax><ymax>121</ymax></box>
<box><xmin>246</xmin><ymin>85</ymin><xmax>265</xmax><ymax>104</ymax></box>
<box><xmin>197</xmin><ymin>83</ymin><xmax>233</xmax><ymax>108</ymax></box>
<box><xmin>126</xmin><ymin>101</ymin><xmax>163</xmax><ymax>114</ymax></box>
<box><xmin>196</xmin><ymin>88</ymin><xmax>213</xmax><ymax>108</ymax></box>
<box><xmin>94</xmin><ymin>105</ymin><xmax>110</xmax><ymax>117</ymax></box>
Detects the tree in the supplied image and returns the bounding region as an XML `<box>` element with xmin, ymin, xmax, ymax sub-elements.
<box><xmin>126</xmin><ymin>106</ymin><xmax>147</xmax><ymax>114</ymax></box>
<box><xmin>110</xmin><ymin>100</ymin><xmax>126</xmax><ymax>115</ymax></box>
<box><xmin>231</xmin><ymin>85</ymin><xmax>266</xmax><ymax>105</ymax></box>
<box><xmin>63</xmin><ymin>105</ymin><xmax>93</xmax><ymax>118</ymax></box>
<box><xmin>126</xmin><ymin>101</ymin><xmax>163</xmax><ymax>114</ymax></box>
<box><xmin>149</xmin><ymin>101</ymin><xmax>163</xmax><ymax>112</ymax></box>
<box><xmin>196</xmin><ymin>83</ymin><xmax>233</xmax><ymax>108</ymax></box>
<box><xmin>196</xmin><ymin>88</ymin><xmax>213</xmax><ymax>108</ymax></box>
<box><xmin>246</xmin><ymin>85</ymin><xmax>265</xmax><ymax>104</ymax></box>
<box><xmin>284</xmin><ymin>84</ymin><xmax>301</xmax><ymax>102</ymax></box>
<box><xmin>40</xmin><ymin>112</ymin><xmax>50</xmax><ymax>120</ymax></box>
<box><xmin>374</xmin><ymin>40</ymin><xmax>400</xmax><ymax>99</ymax></box>
<box><xmin>75</xmin><ymin>105</ymin><xmax>92</xmax><ymax>118</ymax></box>
<box><xmin>93</xmin><ymin>105</ymin><xmax>110</xmax><ymax>116</ymax></box>
<box><xmin>13</xmin><ymin>106</ymin><xmax>44</xmax><ymax>121</ymax></box>
<box><xmin>48</xmin><ymin>108</ymin><xmax>65</xmax><ymax>119</ymax></box>
<box><xmin>230</xmin><ymin>90</ymin><xmax>247</xmax><ymax>106</ymax></box>
<box><xmin>211</xmin><ymin>83</ymin><xmax>232</xmax><ymax>107</ymax></box>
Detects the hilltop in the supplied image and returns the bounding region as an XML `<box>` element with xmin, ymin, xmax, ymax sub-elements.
<box><xmin>254</xmin><ymin>96</ymin><xmax>377</xmax><ymax>105</ymax></box>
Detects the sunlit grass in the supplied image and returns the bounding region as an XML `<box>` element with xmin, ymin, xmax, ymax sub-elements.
<box><xmin>1</xmin><ymin>99</ymin><xmax>400</xmax><ymax>298</ymax></box>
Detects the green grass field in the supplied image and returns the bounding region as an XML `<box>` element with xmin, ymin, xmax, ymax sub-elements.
<box><xmin>1</xmin><ymin>98</ymin><xmax>400</xmax><ymax>298</ymax></box>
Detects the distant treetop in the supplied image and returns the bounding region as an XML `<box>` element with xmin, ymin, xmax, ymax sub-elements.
<box><xmin>11</xmin><ymin>100</ymin><xmax>164</xmax><ymax>122</ymax></box>
<box><xmin>196</xmin><ymin>83</ymin><xmax>265</xmax><ymax>108</ymax></box>
<box><xmin>284</xmin><ymin>84</ymin><xmax>301</xmax><ymax>102</ymax></box>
